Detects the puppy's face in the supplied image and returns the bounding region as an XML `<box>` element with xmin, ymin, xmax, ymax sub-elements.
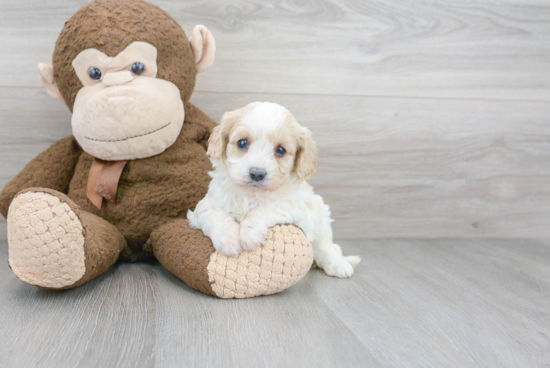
<box><xmin>208</xmin><ymin>102</ymin><xmax>317</xmax><ymax>192</ymax></box>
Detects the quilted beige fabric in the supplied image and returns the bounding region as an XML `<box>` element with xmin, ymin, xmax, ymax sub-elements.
<box><xmin>207</xmin><ymin>224</ymin><xmax>313</xmax><ymax>298</ymax></box>
<box><xmin>7</xmin><ymin>192</ymin><xmax>86</xmax><ymax>288</ymax></box>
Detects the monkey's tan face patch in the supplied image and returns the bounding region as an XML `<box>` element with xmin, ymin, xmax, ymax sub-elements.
<box><xmin>72</xmin><ymin>42</ymin><xmax>159</xmax><ymax>85</ymax></box>
<box><xmin>71</xmin><ymin>42</ymin><xmax>184</xmax><ymax>161</ymax></box>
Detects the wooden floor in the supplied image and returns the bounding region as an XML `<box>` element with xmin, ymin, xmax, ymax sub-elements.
<box><xmin>0</xmin><ymin>237</ymin><xmax>549</xmax><ymax>367</ymax></box>
<box><xmin>1</xmin><ymin>0</ymin><xmax>550</xmax><ymax>367</ymax></box>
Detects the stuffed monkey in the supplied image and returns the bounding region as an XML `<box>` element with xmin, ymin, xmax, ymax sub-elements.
<box><xmin>0</xmin><ymin>0</ymin><xmax>312</xmax><ymax>298</ymax></box>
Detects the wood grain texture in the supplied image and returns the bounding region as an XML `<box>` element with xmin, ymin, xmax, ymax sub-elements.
<box><xmin>1</xmin><ymin>1</ymin><xmax>550</xmax><ymax>367</ymax></box>
<box><xmin>1</xmin><ymin>89</ymin><xmax>549</xmax><ymax>237</ymax></box>
<box><xmin>1</xmin><ymin>238</ymin><xmax>549</xmax><ymax>367</ymax></box>
<box><xmin>0</xmin><ymin>0</ymin><xmax>549</xmax><ymax>100</ymax></box>
<box><xmin>1</xmin><ymin>0</ymin><xmax>549</xmax><ymax>237</ymax></box>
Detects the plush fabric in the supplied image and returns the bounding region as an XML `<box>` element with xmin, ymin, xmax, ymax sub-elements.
<box><xmin>66</xmin><ymin>102</ymin><xmax>215</xmax><ymax>258</ymax></box>
<box><xmin>188</xmin><ymin>25</ymin><xmax>216</xmax><ymax>73</ymax></box>
<box><xmin>1</xmin><ymin>0</ymin><xmax>313</xmax><ymax>298</ymax></box>
<box><xmin>7</xmin><ymin>188</ymin><xmax>127</xmax><ymax>289</ymax></box>
<box><xmin>72</xmin><ymin>42</ymin><xmax>159</xmax><ymax>82</ymax></box>
<box><xmin>86</xmin><ymin>159</ymin><xmax>128</xmax><ymax>208</ymax></box>
<box><xmin>149</xmin><ymin>218</ymin><xmax>217</xmax><ymax>297</ymax></box>
<box><xmin>8</xmin><ymin>190</ymin><xmax>86</xmax><ymax>288</ymax></box>
<box><xmin>150</xmin><ymin>221</ymin><xmax>313</xmax><ymax>298</ymax></box>
<box><xmin>0</xmin><ymin>137</ymin><xmax>82</xmax><ymax>218</ymax></box>
<box><xmin>207</xmin><ymin>225</ymin><xmax>313</xmax><ymax>298</ymax></box>
<box><xmin>37</xmin><ymin>63</ymin><xmax>64</xmax><ymax>101</ymax></box>
<box><xmin>53</xmin><ymin>0</ymin><xmax>197</xmax><ymax>112</ymax></box>
<box><xmin>70</xmin><ymin>41</ymin><xmax>185</xmax><ymax>161</ymax></box>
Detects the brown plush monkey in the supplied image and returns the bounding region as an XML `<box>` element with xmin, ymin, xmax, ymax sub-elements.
<box><xmin>0</xmin><ymin>0</ymin><xmax>312</xmax><ymax>298</ymax></box>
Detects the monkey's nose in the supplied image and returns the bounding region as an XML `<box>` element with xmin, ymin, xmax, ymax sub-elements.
<box><xmin>102</xmin><ymin>71</ymin><xmax>133</xmax><ymax>86</ymax></box>
<box><xmin>249</xmin><ymin>168</ymin><xmax>267</xmax><ymax>182</ymax></box>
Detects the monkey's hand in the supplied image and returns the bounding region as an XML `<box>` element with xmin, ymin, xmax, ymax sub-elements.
<box><xmin>0</xmin><ymin>136</ymin><xmax>82</xmax><ymax>218</ymax></box>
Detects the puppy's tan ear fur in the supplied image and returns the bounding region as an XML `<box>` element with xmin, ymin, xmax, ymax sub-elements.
<box><xmin>295</xmin><ymin>127</ymin><xmax>317</xmax><ymax>181</ymax></box>
<box><xmin>207</xmin><ymin>125</ymin><xmax>224</xmax><ymax>160</ymax></box>
<box><xmin>207</xmin><ymin>105</ymin><xmax>249</xmax><ymax>161</ymax></box>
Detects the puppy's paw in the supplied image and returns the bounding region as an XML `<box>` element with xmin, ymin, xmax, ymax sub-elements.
<box><xmin>318</xmin><ymin>256</ymin><xmax>359</xmax><ymax>278</ymax></box>
<box><xmin>239</xmin><ymin>220</ymin><xmax>268</xmax><ymax>252</ymax></box>
<box><xmin>211</xmin><ymin>221</ymin><xmax>242</xmax><ymax>257</ymax></box>
<box><xmin>272</xmin><ymin>210</ymin><xmax>293</xmax><ymax>225</ymax></box>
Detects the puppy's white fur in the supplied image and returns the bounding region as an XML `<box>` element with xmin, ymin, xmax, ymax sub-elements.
<box><xmin>188</xmin><ymin>102</ymin><xmax>360</xmax><ymax>278</ymax></box>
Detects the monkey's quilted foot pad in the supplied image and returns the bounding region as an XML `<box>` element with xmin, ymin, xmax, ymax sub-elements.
<box><xmin>207</xmin><ymin>225</ymin><xmax>313</xmax><ymax>298</ymax></box>
<box><xmin>7</xmin><ymin>191</ymin><xmax>86</xmax><ymax>288</ymax></box>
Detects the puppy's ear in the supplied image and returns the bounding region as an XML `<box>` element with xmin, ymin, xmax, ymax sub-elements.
<box><xmin>295</xmin><ymin>127</ymin><xmax>318</xmax><ymax>181</ymax></box>
<box><xmin>207</xmin><ymin>106</ymin><xmax>248</xmax><ymax>160</ymax></box>
<box><xmin>207</xmin><ymin>124</ymin><xmax>224</xmax><ymax>160</ymax></box>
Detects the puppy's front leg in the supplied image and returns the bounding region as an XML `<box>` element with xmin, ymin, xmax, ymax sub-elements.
<box><xmin>240</xmin><ymin>209</ymin><xmax>293</xmax><ymax>251</ymax></box>
<box><xmin>188</xmin><ymin>205</ymin><xmax>241</xmax><ymax>257</ymax></box>
<box><xmin>208</xmin><ymin>214</ymin><xmax>242</xmax><ymax>256</ymax></box>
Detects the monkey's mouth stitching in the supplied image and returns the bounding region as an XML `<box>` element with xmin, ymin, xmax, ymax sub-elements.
<box><xmin>84</xmin><ymin>123</ymin><xmax>171</xmax><ymax>142</ymax></box>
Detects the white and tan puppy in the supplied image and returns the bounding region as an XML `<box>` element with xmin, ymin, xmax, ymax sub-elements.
<box><xmin>188</xmin><ymin>102</ymin><xmax>360</xmax><ymax>277</ymax></box>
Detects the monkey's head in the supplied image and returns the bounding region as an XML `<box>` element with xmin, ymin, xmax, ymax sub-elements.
<box><xmin>38</xmin><ymin>0</ymin><xmax>215</xmax><ymax>161</ymax></box>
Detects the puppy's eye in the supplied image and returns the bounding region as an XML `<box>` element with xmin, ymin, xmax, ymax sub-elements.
<box><xmin>237</xmin><ymin>139</ymin><xmax>248</xmax><ymax>149</ymax></box>
<box><xmin>88</xmin><ymin>67</ymin><xmax>102</xmax><ymax>80</ymax></box>
<box><xmin>275</xmin><ymin>146</ymin><xmax>286</xmax><ymax>156</ymax></box>
<box><xmin>131</xmin><ymin>62</ymin><xmax>145</xmax><ymax>75</ymax></box>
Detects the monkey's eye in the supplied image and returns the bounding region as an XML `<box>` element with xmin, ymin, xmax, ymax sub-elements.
<box><xmin>237</xmin><ymin>139</ymin><xmax>248</xmax><ymax>149</ymax></box>
<box><xmin>131</xmin><ymin>62</ymin><xmax>145</xmax><ymax>75</ymax></box>
<box><xmin>88</xmin><ymin>67</ymin><xmax>102</xmax><ymax>80</ymax></box>
<box><xmin>275</xmin><ymin>146</ymin><xmax>286</xmax><ymax>156</ymax></box>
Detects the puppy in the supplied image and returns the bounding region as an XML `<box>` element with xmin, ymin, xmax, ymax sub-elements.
<box><xmin>188</xmin><ymin>102</ymin><xmax>360</xmax><ymax>278</ymax></box>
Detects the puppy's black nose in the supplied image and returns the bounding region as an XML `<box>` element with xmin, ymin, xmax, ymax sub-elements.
<box><xmin>249</xmin><ymin>168</ymin><xmax>266</xmax><ymax>182</ymax></box>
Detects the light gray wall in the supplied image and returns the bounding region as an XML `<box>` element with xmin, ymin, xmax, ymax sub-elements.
<box><xmin>1</xmin><ymin>0</ymin><xmax>549</xmax><ymax>239</ymax></box>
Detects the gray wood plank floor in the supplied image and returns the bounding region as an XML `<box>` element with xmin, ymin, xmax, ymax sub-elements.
<box><xmin>1</xmin><ymin>0</ymin><xmax>550</xmax><ymax>367</ymax></box>
<box><xmin>1</xmin><ymin>238</ymin><xmax>549</xmax><ymax>368</ymax></box>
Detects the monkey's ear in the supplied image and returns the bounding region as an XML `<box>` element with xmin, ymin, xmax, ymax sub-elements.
<box><xmin>188</xmin><ymin>25</ymin><xmax>216</xmax><ymax>73</ymax></box>
<box><xmin>37</xmin><ymin>63</ymin><xmax>64</xmax><ymax>101</ymax></box>
<box><xmin>295</xmin><ymin>127</ymin><xmax>318</xmax><ymax>181</ymax></box>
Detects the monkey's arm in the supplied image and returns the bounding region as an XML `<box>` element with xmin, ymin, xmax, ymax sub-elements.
<box><xmin>184</xmin><ymin>102</ymin><xmax>218</xmax><ymax>150</ymax></box>
<box><xmin>0</xmin><ymin>136</ymin><xmax>82</xmax><ymax>218</ymax></box>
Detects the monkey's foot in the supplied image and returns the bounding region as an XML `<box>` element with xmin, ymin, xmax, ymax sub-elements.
<box><xmin>7</xmin><ymin>190</ymin><xmax>86</xmax><ymax>288</ymax></box>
